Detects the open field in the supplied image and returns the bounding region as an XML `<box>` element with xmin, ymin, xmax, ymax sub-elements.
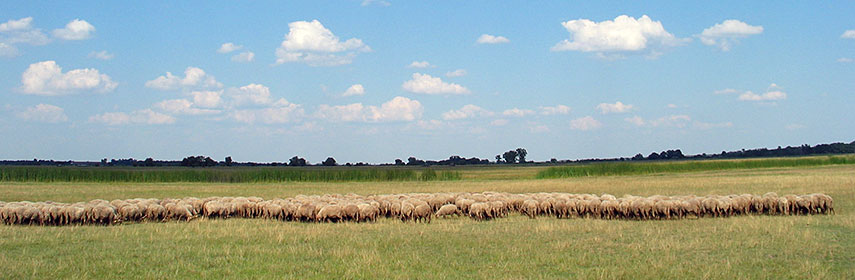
<box><xmin>1</xmin><ymin>164</ymin><xmax>853</xmax><ymax>279</ymax></box>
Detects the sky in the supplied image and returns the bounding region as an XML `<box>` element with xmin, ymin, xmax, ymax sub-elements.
<box><xmin>1</xmin><ymin>1</ymin><xmax>854</xmax><ymax>163</ymax></box>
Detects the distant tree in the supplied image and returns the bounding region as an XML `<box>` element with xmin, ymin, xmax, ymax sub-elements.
<box><xmin>394</xmin><ymin>159</ymin><xmax>405</xmax><ymax>165</ymax></box>
<box><xmin>406</xmin><ymin>157</ymin><xmax>425</xmax><ymax>166</ymax></box>
<box><xmin>322</xmin><ymin>157</ymin><xmax>337</xmax><ymax>166</ymax></box>
<box><xmin>647</xmin><ymin>152</ymin><xmax>660</xmax><ymax>160</ymax></box>
<box><xmin>495</xmin><ymin>155</ymin><xmax>502</xmax><ymax>163</ymax></box>
<box><xmin>516</xmin><ymin>148</ymin><xmax>527</xmax><ymax>163</ymax></box>
<box><xmin>502</xmin><ymin>150</ymin><xmax>518</xmax><ymax>164</ymax></box>
<box><xmin>632</xmin><ymin>153</ymin><xmax>645</xmax><ymax>160</ymax></box>
<box><xmin>289</xmin><ymin>156</ymin><xmax>308</xmax><ymax>166</ymax></box>
<box><xmin>144</xmin><ymin>158</ymin><xmax>155</xmax><ymax>166</ymax></box>
<box><xmin>550</xmin><ymin>158</ymin><xmax>558</xmax><ymax>164</ymax></box>
<box><xmin>225</xmin><ymin>156</ymin><xmax>233</xmax><ymax>166</ymax></box>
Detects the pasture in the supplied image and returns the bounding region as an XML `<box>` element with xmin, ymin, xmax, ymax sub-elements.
<box><xmin>1</xmin><ymin>162</ymin><xmax>853</xmax><ymax>279</ymax></box>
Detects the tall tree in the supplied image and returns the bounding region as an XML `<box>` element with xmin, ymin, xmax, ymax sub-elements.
<box><xmin>516</xmin><ymin>148</ymin><xmax>528</xmax><ymax>163</ymax></box>
<box><xmin>322</xmin><ymin>157</ymin><xmax>337</xmax><ymax>166</ymax></box>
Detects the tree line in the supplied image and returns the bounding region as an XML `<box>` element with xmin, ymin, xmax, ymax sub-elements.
<box><xmin>2</xmin><ymin>140</ymin><xmax>853</xmax><ymax>167</ymax></box>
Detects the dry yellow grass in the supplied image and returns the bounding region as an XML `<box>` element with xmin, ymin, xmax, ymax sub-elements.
<box><xmin>0</xmin><ymin>164</ymin><xmax>852</xmax><ymax>279</ymax></box>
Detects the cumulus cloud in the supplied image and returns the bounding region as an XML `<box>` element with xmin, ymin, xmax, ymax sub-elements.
<box><xmin>153</xmin><ymin>99</ymin><xmax>220</xmax><ymax>115</ymax></box>
<box><xmin>342</xmin><ymin>84</ymin><xmax>365</xmax><ymax>97</ymax></box>
<box><xmin>231</xmin><ymin>51</ymin><xmax>255</xmax><ymax>62</ymax></box>
<box><xmin>697</xmin><ymin>20</ymin><xmax>763</xmax><ymax>51</ymax></box>
<box><xmin>570</xmin><ymin>116</ymin><xmax>601</xmax><ymax>130</ymax></box>
<box><xmin>315</xmin><ymin>96</ymin><xmax>422</xmax><ymax>122</ymax></box>
<box><xmin>89</xmin><ymin>109</ymin><xmax>175</xmax><ymax>125</ymax></box>
<box><xmin>16</xmin><ymin>104</ymin><xmax>68</xmax><ymax>123</ymax></box>
<box><xmin>477</xmin><ymin>34</ymin><xmax>509</xmax><ymax>44</ymax></box>
<box><xmin>0</xmin><ymin>17</ymin><xmax>50</xmax><ymax>46</ymax></box>
<box><xmin>502</xmin><ymin>108</ymin><xmax>535</xmax><ymax>117</ymax></box>
<box><xmin>441</xmin><ymin>104</ymin><xmax>493</xmax><ymax>120</ymax></box>
<box><xmin>539</xmin><ymin>105</ymin><xmax>571</xmax><ymax>115</ymax></box>
<box><xmin>841</xmin><ymin>30</ymin><xmax>855</xmax><ymax>39</ymax></box>
<box><xmin>52</xmin><ymin>19</ymin><xmax>95</xmax><ymax>40</ymax></box>
<box><xmin>717</xmin><ymin>84</ymin><xmax>788</xmax><ymax>102</ymax></box>
<box><xmin>218</xmin><ymin>42</ymin><xmax>242</xmax><ymax>53</ymax></box>
<box><xmin>624</xmin><ymin>115</ymin><xmax>645</xmax><ymax>126</ymax></box>
<box><xmin>445</xmin><ymin>69</ymin><xmax>467</xmax><ymax>78</ymax></box>
<box><xmin>87</xmin><ymin>50</ymin><xmax>114</xmax><ymax>60</ymax></box>
<box><xmin>551</xmin><ymin>15</ymin><xmax>685</xmax><ymax>56</ymax></box>
<box><xmin>402</xmin><ymin>73</ymin><xmax>470</xmax><ymax>95</ymax></box>
<box><xmin>145</xmin><ymin>67</ymin><xmax>222</xmax><ymax>91</ymax></box>
<box><xmin>275</xmin><ymin>20</ymin><xmax>370</xmax><ymax>66</ymax></box>
<box><xmin>838</xmin><ymin>57</ymin><xmax>853</xmax><ymax>63</ymax></box>
<box><xmin>596</xmin><ymin>101</ymin><xmax>634</xmax><ymax>114</ymax></box>
<box><xmin>227</xmin><ymin>83</ymin><xmax>291</xmax><ymax>107</ymax></box>
<box><xmin>20</xmin><ymin>60</ymin><xmax>117</xmax><ymax>95</ymax></box>
<box><xmin>408</xmin><ymin>61</ymin><xmax>433</xmax><ymax>68</ymax></box>
<box><xmin>191</xmin><ymin>90</ymin><xmax>223</xmax><ymax>108</ymax></box>
<box><xmin>738</xmin><ymin>90</ymin><xmax>787</xmax><ymax>101</ymax></box>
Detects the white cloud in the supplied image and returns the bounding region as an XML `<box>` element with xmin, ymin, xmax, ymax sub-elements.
<box><xmin>231</xmin><ymin>104</ymin><xmax>304</xmax><ymax>124</ymax></box>
<box><xmin>0</xmin><ymin>17</ymin><xmax>35</xmax><ymax>32</ymax></box>
<box><xmin>714</xmin><ymin>88</ymin><xmax>740</xmax><ymax>95</ymax></box>
<box><xmin>228</xmin><ymin>83</ymin><xmax>289</xmax><ymax>107</ymax></box>
<box><xmin>837</xmin><ymin>57</ymin><xmax>853</xmax><ymax>63</ymax></box>
<box><xmin>551</xmin><ymin>15</ymin><xmax>685</xmax><ymax>55</ymax></box>
<box><xmin>446</xmin><ymin>69</ymin><xmax>467</xmax><ymax>77</ymax></box>
<box><xmin>0</xmin><ymin>42</ymin><xmax>17</xmax><ymax>57</ymax></box>
<box><xmin>218</xmin><ymin>42</ymin><xmax>242</xmax><ymax>53</ymax></box>
<box><xmin>841</xmin><ymin>30</ymin><xmax>855</xmax><ymax>39</ymax></box>
<box><xmin>20</xmin><ymin>60</ymin><xmax>117</xmax><ymax>95</ymax></box>
<box><xmin>52</xmin><ymin>19</ymin><xmax>95</xmax><ymax>40</ymax></box>
<box><xmin>539</xmin><ymin>105</ymin><xmax>571</xmax><ymax>115</ymax></box>
<box><xmin>89</xmin><ymin>109</ymin><xmax>175</xmax><ymax>125</ymax></box>
<box><xmin>231</xmin><ymin>51</ymin><xmax>255</xmax><ymax>62</ymax></box>
<box><xmin>342</xmin><ymin>84</ymin><xmax>365</xmax><ymax>97</ymax></box>
<box><xmin>315</xmin><ymin>96</ymin><xmax>422</xmax><ymax>122</ymax></box>
<box><xmin>477</xmin><ymin>34</ymin><xmax>510</xmax><ymax>44</ymax></box>
<box><xmin>16</xmin><ymin>104</ymin><xmax>68</xmax><ymax>123</ymax></box>
<box><xmin>666</xmin><ymin>104</ymin><xmax>678</xmax><ymax>108</ymax></box>
<box><xmin>402</xmin><ymin>73</ymin><xmax>470</xmax><ymax>95</ymax></box>
<box><xmin>414</xmin><ymin>120</ymin><xmax>445</xmax><ymax>130</ymax></box>
<box><xmin>529</xmin><ymin>123</ymin><xmax>550</xmax><ymax>133</ymax></box>
<box><xmin>88</xmin><ymin>50</ymin><xmax>114</xmax><ymax>60</ymax></box>
<box><xmin>153</xmin><ymin>99</ymin><xmax>220</xmax><ymax>115</ymax></box>
<box><xmin>275</xmin><ymin>20</ymin><xmax>370</xmax><ymax>66</ymax></box>
<box><xmin>738</xmin><ymin>90</ymin><xmax>787</xmax><ymax>101</ymax></box>
<box><xmin>624</xmin><ymin>116</ymin><xmax>645</xmax><ymax>126</ymax></box>
<box><xmin>693</xmin><ymin>121</ymin><xmax>733</xmax><ymax>129</ymax></box>
<box><xmin>697</xmin><ymin>20</ymin><xmax>763</xmax><ymax>51</ymax></box>
<box><xmin>502</xmin><ymin>108</ymin><xmax>535</xmax><ymax>117</ymax></box>
<box><xmin>191</xmin><ymin>90</ymin><xmax>223</xmax><ymax>108</ymax></box>
<box><xmin>145</xmin><ymin>67</ymin><xmax>222</xmax><ymax>91</ymax></box>
<box><xmin>361</xmin><ymin>0</ymin><xmax>390</xmax><ymax>7</ymax></box>
<box><xmin>570</xmin><ymin>116</ymin><xmax>601</xmax><ymax>130</ymax></box>
<box><xmin>0</xmin><ymin>17</ymin><xmax>50</xmax><ymax>46</ymax></box>
<box><xmin>596</xmin><ymin>101</ymin><xmax>634</xmax><ymax>114</ymax></box>
<box><xmin>490</xmin><ymin>119</ymin><xmax>509</xmax><ymax>126</ymax></box>
<box><xmin>408</xmin><ymin>61</ymin><xmax>433</xmax><ymax>68</ymax></box>
<box><xmin>442</xmin><ymin>104</ymin><xmax>493</xmax><ymax>120</ymax></box>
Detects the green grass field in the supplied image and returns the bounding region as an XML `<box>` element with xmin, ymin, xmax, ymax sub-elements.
<box><xmin>1</xmin><ymin>161</ymin><xmax>853</xmax><ymax>279</ymax></box>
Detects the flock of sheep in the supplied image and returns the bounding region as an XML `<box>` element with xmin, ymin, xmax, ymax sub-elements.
<box><xmin>0</xmin><ymin>192</ymin><xmax>834</xmax><ymax>226</ymax></box>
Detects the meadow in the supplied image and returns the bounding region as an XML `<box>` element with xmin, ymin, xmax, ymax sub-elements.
<box><xmin>1</xmin><ymin>161</ymin><xmax>853</xmax><ymax>279</ymax></box>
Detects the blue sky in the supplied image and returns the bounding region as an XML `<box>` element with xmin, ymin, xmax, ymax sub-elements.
<box><xmin>1</xmin><ymin>1</ymin><xmax>854</xmax><ymax>163</ymax></box>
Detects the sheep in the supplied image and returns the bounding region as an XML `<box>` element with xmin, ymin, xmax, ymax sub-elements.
<box><xmin>413</xmin><ymin>204</ymin><xmax>432</xmax><ymax>223</ymax></box>
<box><xmin>400</xmin><ymin>202</ymin><xmax>415</xmax><ymax>222</ymax></box>
<box><xmin>316</xmin><ymin>205</ymin><xmax>343</xmax><ymax>223</ymax></box>
<box><xmin>468</xmin><ymin>202</ymin><xmax>490</xmax><ymax>220</ymax></box>
<box><xmin>521</xmin><ymin>200</ymin><xmax>539</xmax><ymax>219</ymax></box>
<box><xmin>435</xmin><ymin>204</ymin><xmax>459</xmax><ymax>218</ymax></box>
<box><xmin>357</xmin><ymin>204</ymin><xmax>379</xmax><ymax>222</ymax></box>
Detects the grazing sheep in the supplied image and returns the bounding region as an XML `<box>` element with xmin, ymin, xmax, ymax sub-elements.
<box><xmin>521</xmin><ymin>200</ymin><xmax>539</xmax><ymax>219</ymax></box>
<box><xmin>316</xmin><ymin>205</ymin><xmax>343</xmax><ymax>223</ymax></box>
<box><xmin>435</xmin><ymin>204</ymin><xmax>459</xmax><ymax>218</ymax></box>
<box><xmin>400</xmin><ymin>202</ymin><xmax>415</xmax><ymax>222</ymax></box>
<box><xmin>413</xmin><ymin>204</ymin><xmax>432</xmax><ymax>223</ymax></box>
